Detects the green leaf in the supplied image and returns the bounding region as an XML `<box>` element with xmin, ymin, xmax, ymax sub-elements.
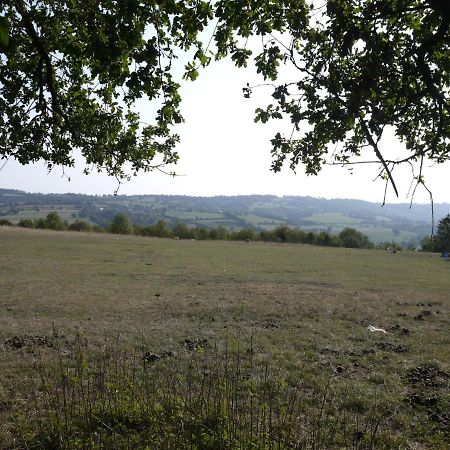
<box><xmin>0</xmin><ymin>17</ymin><xmax>9</xmax><ymax>48</ymax></box>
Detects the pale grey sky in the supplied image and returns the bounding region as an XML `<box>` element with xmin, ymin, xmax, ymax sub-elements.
<box><xmin>1</xmin><ymin>57</ymin><xmax>449</xmax><ymax>204</ymax></box>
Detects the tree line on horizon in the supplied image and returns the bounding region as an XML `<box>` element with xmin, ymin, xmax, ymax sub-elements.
<box><xmin>4</xmin><ymin>211</ymin><xmax>450</xmax><ymax>253</ymax></box>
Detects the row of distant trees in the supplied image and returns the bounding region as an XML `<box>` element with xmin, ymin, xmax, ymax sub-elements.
<box><xmin>0</xmin><ymin>213</ymin><xmax>104</xmax><ymax>233</ymax></box>
<box><xmin>2</xmin><ymin>212</ymin><xmax>450</xmax><ymax>252</ymax></box>
<box><xmin>0</xmin><ymin>212</ymin><xmax>375</xmax><ymax>249</ymax></box>
<box><xmin>108</xmin><ymin>213</ymin><xmax>375</xmax><ymax>249</ymax></box>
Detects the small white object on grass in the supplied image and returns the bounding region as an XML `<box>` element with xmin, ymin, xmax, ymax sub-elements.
<box><xmin>367</xmin><ymin>325</ymin><xmax>387</xmax><ymax>334</ymax></box>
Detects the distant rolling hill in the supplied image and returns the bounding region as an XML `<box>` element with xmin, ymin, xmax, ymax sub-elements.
<box><xmin>0</xmin><ymin>188</ymin><xmax>447</xmax><ymax>246</ymax></box>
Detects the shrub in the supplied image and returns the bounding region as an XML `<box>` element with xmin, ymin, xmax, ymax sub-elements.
<box><xmin>273</xmin><ymin>224</ymin><xmax>291</xmax><ymax>242</ymax></box>
<box><xmin>45</xmin><ymin>212</ymin><xmax>67</xmax><ymax>230</ymax></box>
<box><xmin>231</xmin><ymin>228</ymin><xmax>256</xmax><ymax>241</ymax></box>
<box><xmin>109</xmin><ymin>213</ymin><xmax>133</xmax><ymax>235</ymax></box>
<box><xmin>92</xmin><ymin>224</ymin><xmax>106</xmax><ymax>233</ymax></box>
<box><xmin>34</xmin><ymin>217</ymin><xmax>47</xmax><ymax>229</ymax></box>
<box><xmin>172</xmin><ymin>220</ymin><xmax>192</xmax><ymax>239</ymax></box>
<box><xmin>18</xmin><ymin>218</ymin><xmax>35</xmax><ymax>228</ymax></box>
<box><xmin>191</xmin><ymin>227</ymin><xmax>209</xmax><ymax>240</ymax></box>
<box><xmin>338</xmin><ymin>227</ymin><xmax>374</xmax><ymax>249</ymax></box>
<box><xmin>208</xmin><ymin>226</ymin><xmax>229</xmax><ymax>240</ymax></box>
<box><xmin>68</xmin><ymin>220</ymin><xmax>93</xmax><ymax>232</ymax></box>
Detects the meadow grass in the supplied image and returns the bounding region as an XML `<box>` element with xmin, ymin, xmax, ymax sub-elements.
<box><xmin>0</xmin><ymin>227</ymin><xmax>448</xmax><ymax>448</ymax></box>
<box><xmin>237</xmin><ymin>214</ymin><xmax>285</xmax><ymax>226</ymax></box>
<box><xmin>164</xmin><ymin>211</ymin><xmax>225</xmax><ymax>220</ymax></box>
<box><xmin>357</xmin><ymin>227</ymin><xmax>417</xmax><ymax>244</ymax></box>
<box><xmin>303</xmin><ymin>213</ymin><xmax>363</xmax><ymax>225</ymax></box>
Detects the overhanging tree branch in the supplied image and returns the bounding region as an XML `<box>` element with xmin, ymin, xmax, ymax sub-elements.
<box><xmin>14</xmin><ymin>0</ymin><xmax>68</xmax><ymax>123</ymax></box>
<box><xmin>416</xmin><ymin>13</ymin><xmax>450</xmax><ymax>115</ymax></box>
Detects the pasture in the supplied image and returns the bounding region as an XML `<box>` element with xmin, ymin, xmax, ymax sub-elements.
<box><xmin>0</xmin><ymin>227</ymin><xmax>448</xmax><ymax>448</ymax></box>
<box><xmin>1</xmin><ymin>208</ymin><xmax>80</xmax><ymax>224</ymax></box>
<box><xmin>303</xmin><ymin>212</ymin><xmax>363</xmax><ymax>225</ymax></box>
<box><xmin>165</xmin><ymin>210</ymin><xmax>225</xmax><ymax>221</ymax></box>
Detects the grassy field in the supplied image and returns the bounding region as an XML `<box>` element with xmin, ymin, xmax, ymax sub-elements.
<box><xmin>1</xmin><ymin>208</ymin><xmax>80</xmax><ymax>224</ymax></box>
<box><xmin>357</xmin><ymin>227</ymin><xmax>418</xmax><ymax>244</ymax></box>
<box><xmin>165</xmin><ymin>210</ymin><xmax>225</xmax><ymax>220</ymax></box>
<box><xmin>237</xmin><ymin>214</ymin><xmax>284</xmax><ymax>230</ymax></box>
<box><xmin>0</xmin><ymin>227</ymin><xmax>449</xmax><ymax>448</ymax></box>
<box><xmin>303</xmin><ymin>212</ymin><xmax>363</xmax><ymax>225</ymax></box>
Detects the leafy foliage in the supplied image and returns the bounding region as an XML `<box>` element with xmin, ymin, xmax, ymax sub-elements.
<box><xmin>435</xmin><ymin>214</ymin><xmax>450</xmax><ymax>252</ymax></box>
<box><xmin>131</xmin><ymin>218</ymin><xmax>375</xmax><ymax>248</ymax></box>
<box><xmin>68</xmin><ymin>219</ymin><xmax>93</xmax><ymax>232</ymax></box>
<box><xmin>422</xmin><ymin>213</ymin><xmax>450</xmax><ymax>252</ymax></box>
<box><xmin>251</xmin><ymin>1</ymin><xmax>450</xmax><ymax>195</ymax></box>
<box><xmin>10</xmin><ymin>210</ymin><xmax>375</xmax><ymax>249</ymax></box>
<box><xmin>0</xmin><ymin>0</ymin><xmax>302</xmax><ymax>179</ymax></box>
<box><xmin>44</xmin><ymin>211</ymin><xmax>66</xmax><ymax>230</ymax></box>
<box><xmin>109</xmin><ymin>212</ymin><xmax>133</xmax><ymax>235</ymax></box>
<box><xmin>17</xmin><ymin>211</ymin><xmax>68</xmax><ymax>230</ymax></box>
<box><xmin>1</xmin><ymin>1</ymin><xmax>449</xmax><ymax>189</ymax></box>
<box><xmin>0</xmin><ymin>16</ymin><xmax>9</xmax><ymax>48</ymax></box>
<box><xmin>338</xmin><ymin>227</ymin><xmax>374</xmax><ymax>249</ymax></box>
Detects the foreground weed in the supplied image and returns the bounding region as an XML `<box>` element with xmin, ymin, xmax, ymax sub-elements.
<box><xmin>5</xmin><ymin>336</ymin><xmax>403</xmax><ymax>450</ymax></box>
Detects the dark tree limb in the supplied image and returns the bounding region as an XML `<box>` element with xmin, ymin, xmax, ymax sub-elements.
<box><xmin>416</xmin><ymin>13</ymin><xmax>450</xmax><ymax>114</ymax></box>
<box><xmin>14</xmin><ymin>0</ymin><xmax>68</xmax><ymax>122</ymax></box>
<box><xmin>358</xmin><ymin>113</ymin><xmax>399</xmax><ymax>198</ymax></box>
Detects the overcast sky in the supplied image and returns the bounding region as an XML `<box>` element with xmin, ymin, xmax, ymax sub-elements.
<box><xmin>1</xmin><ymin>57</ymin><xmax>449</xmax><ymax>204</ymax></box>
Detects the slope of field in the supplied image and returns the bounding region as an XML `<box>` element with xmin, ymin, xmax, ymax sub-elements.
<box><xmin>0</xmin><ymin>227</ymin><xmax>449</xmax><ymax>447</ymax></box>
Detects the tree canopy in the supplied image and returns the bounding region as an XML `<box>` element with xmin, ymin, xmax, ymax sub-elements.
<box><xmin>338</xmin><ymin>227</ymin><xmax>373</xmax><ymax>249</ymax></box>
<box><xmin>435</xmin><ymin>214</ymin><xmax>450</xmax><ymax>252</ymax></box>
<box><xmin>1</xmin><ymin>1</ymin><xmax>449</xmax><ymax>192</ymax></box>
<box><xmin>422</xmin><ymin>213</ymin><xmax>450</xmax><ymax>252</ymax></box>
<box><xmin>109</xmin><ymin>212</ymin><xmax>133</xmax><ymax>235</ymax></box>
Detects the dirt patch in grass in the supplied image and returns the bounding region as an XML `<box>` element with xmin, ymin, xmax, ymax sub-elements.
<box><xmin>377</xmin><ymin>341</ymin><xmax>408</xmax><ymax>353</ymax></box>
<box><xmin>405</xmin><ymin>364</ymin><xmax>449</xmax><ymax>388</ymax></box>
<box><xmin>4</xmin><ymin>333</ymin><xmax>62</xmax><ymax>350</ymax></box>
